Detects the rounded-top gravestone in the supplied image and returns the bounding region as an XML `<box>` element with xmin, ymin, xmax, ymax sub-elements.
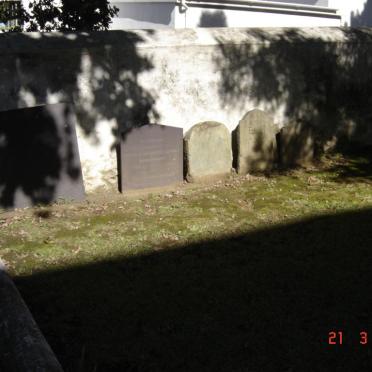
<box><xmin>279</xmin><ymin>121</ymin><xmax>315</xmax><ymax>167</ymax></box>
<box><xmin>184</xmin><ymin>121</ymin><xmax>232</xmax><ymax>182</ymax></box>
<box><xmin>234</xmin><ymin>109</ymin><xmax>279</xmax><ymax>174</ymax></box>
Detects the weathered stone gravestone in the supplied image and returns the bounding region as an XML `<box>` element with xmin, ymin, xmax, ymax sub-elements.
<box><xmin>0</xmin><ymin>103</ymin><xmax>85</xmax><ymax>209</ymax></box>
<box><xmin>119</xmin><ymin>124</ymin><xmax>183</xmax><ymax>190</ymax></box>
<box><xmin>279</xmin><ymin>121</ymin><xmax>315</xmax><ymax>167</ymax></box>
<box><xmin>184</xmin><ymin>121</ymin><xmax>232</xmax><ymax>182</ymax></box>
<box><xmin>234</xmin><ymin>109</ymin><xmax>278</xmax><ymax>174</ymax></box>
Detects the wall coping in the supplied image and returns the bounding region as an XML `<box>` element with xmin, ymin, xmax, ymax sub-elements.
<box><xmin>1</xmin><ymin>27</ymin><xmax>372</xmax><ymax>55</ymax></box>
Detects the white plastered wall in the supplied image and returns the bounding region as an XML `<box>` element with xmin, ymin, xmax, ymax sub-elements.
<box><xmin>1</xmin><ymin>28</ymin><xmax>369</xmax><ymax>191</ymax></box>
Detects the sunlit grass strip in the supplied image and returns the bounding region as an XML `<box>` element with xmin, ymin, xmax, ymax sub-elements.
<box><xmin>1</xmin><ymin>153</ymin><xmax>372</xmax><ymax>277</ymax></box>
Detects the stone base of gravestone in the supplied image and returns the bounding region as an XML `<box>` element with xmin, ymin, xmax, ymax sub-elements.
<box><xmin>279</xmin><ymin>122</ymin><xmax>315</xmax><ymax>167</ymax></box>
<box><xmin>235</xmin><ymin>109</ymin><xmax>279</xmax><ymax>174</ymax></box>
<box><xmin>119</xmin><ymin>124</ymin><xmax>183</xmax><ymax>191</ymax></box>
<box><xmin>184</xmin><ymin>121</ymin><xmax>232</xmax><ymax>182</ymax></box>
<box><xmin>0</xmin><ymin>104</ymin><xmax>85</xmax><ymax>209</ymax></box>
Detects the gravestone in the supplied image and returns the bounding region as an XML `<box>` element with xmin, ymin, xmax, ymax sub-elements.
<box><xmin>279</xmin><ymin>121</ymin><xmax>315</xmax><ymax>167</ymax></box>
<box><xmin>184</xmin><ymin>121</ymin><xmax>232</xmax><ymax>182</ymax></box>
<box><xmin>234</xmin><ymin>109</ymin><xmax>278</xmax><ymax>174</ymax></box>
<box><xmin>0</xmin><ymin>103</ymin><xmax>85</xmax><ymax>209</ymax></box>
<box><xmin>119</xmin><ymin>124</ymin><xmax>183</xmax><ymax>191</ymax></box>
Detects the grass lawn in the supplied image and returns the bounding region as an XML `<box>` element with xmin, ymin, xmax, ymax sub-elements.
<box><xmin>1</xmin><ymin>152</ymin><xmax>372</xmax><ymax>371</ymax></box>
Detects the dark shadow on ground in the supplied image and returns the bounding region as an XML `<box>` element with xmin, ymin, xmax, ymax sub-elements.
<box><xmin>0</xmin><ymin>31</ymin><xmax>157</xmax><ymax>208</ymax></box>
<box><xmin>14</xmin><ymin>207</ymin><xmax>372</xmax><ymax>371</ymax></box>
<box><xmin>214</xmin><ymin>28</ymin><xmax>372</xmax><ymax>173</ymax></box>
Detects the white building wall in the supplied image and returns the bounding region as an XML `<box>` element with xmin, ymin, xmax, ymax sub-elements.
<box><xmin>20</xmin><ymin>1</ymin><xmax>372</xmax><ymax>30</ymax></box>
<box><xmin>109</xmin><ymin>0</ymin><xmax>341</xmax><ymax>30</ymax></box>
<box><xmin>260</xmin><ymin>0</ymin><xmax>328</xmax><ymax>5</ymax></box>
<box><xmin>110</xmin><ymin>2</ymin><xmax>175</xmax><ymax>29</ymax></box>
<box><xmin>178</xmin><ymin>7</ymin><xmax>340</xmax><ymax>28</ymax></box>
<box><xmin>329</xmin><ymin>0</ymin><xmax>367</xmax><ymax>26</ymax></box>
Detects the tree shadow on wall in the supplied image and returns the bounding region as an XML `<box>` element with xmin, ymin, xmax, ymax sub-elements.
<box><xmin>13</xmin><ymin>207</ymin><xmax>372</xmax><ymax>371</ymax></box>
<box><xmin>0</xmin><ymin>104</ymin><xmax>85</xmax><ymax>209</ymax></box>
<box><xmin>351</xmin><ymin>0</ymin><xmax>372</xmax><ymax>27</ymax></box>
<box><xmin>0</xmin><ymin>31</ymin><xmax>158</xmax><ymax>208</ymax></box>
<box><xmin>214</xmin><ymin>28</ymin><xmax>372</xmax><ymax>172</ymax></box>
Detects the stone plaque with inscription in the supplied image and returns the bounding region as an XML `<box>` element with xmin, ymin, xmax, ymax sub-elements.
<box><xmin>119</xmin><ymin>124</ymin><xmax>183</xmax><ymax>191</ymax></box>
<box><xmin>0</xmin><ymin>103</ymin><xmax>85</xmax><ymax>209</ymax></box>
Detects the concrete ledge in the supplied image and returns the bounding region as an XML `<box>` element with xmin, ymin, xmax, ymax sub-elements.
<box><xmin>0</xmin><ymin>261</ymin><xmax>63</xmax><ymax>372</ymax></box>
<box><xmin>1</xmin><ymin>27</ymin><xmax>372</xmax><ymax>55</ymax></box>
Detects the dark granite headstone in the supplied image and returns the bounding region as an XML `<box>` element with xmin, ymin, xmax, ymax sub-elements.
<box><xmin>0</xmin><ymin>103</ymin><xmax>85</xmax><ymax>209</ymax></box>
<box><xmin>119</xmin><ymin>124</ymin><xmax>183</xmax><ymax>191</ymax></box>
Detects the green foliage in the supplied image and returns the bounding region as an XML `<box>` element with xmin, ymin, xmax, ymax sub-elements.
<box><xmin>1</xmin><ymin>0</ymin><xmax>119</xmax><ymax>32</ymax></box>
<box><xmin>0</xmin><ymin>1</ymin><xmax>23</xmax><ymax>31</ymax></box>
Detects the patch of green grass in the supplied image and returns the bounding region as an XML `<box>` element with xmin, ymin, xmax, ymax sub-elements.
<box><xmin>0</xmin><ymin>155</ymin><xmax>371</xmax><ymax>276</ymax></box>
<box><xmin>1</xmin><ymin>153</ymin><xmax>372</xmax><ymax>370</ymax></box>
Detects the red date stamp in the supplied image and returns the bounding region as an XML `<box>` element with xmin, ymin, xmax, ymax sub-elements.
<box><xmin>328</xmin><ymin>331</ymin><xmax>368</xmax><ymax>345</ymax></box>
